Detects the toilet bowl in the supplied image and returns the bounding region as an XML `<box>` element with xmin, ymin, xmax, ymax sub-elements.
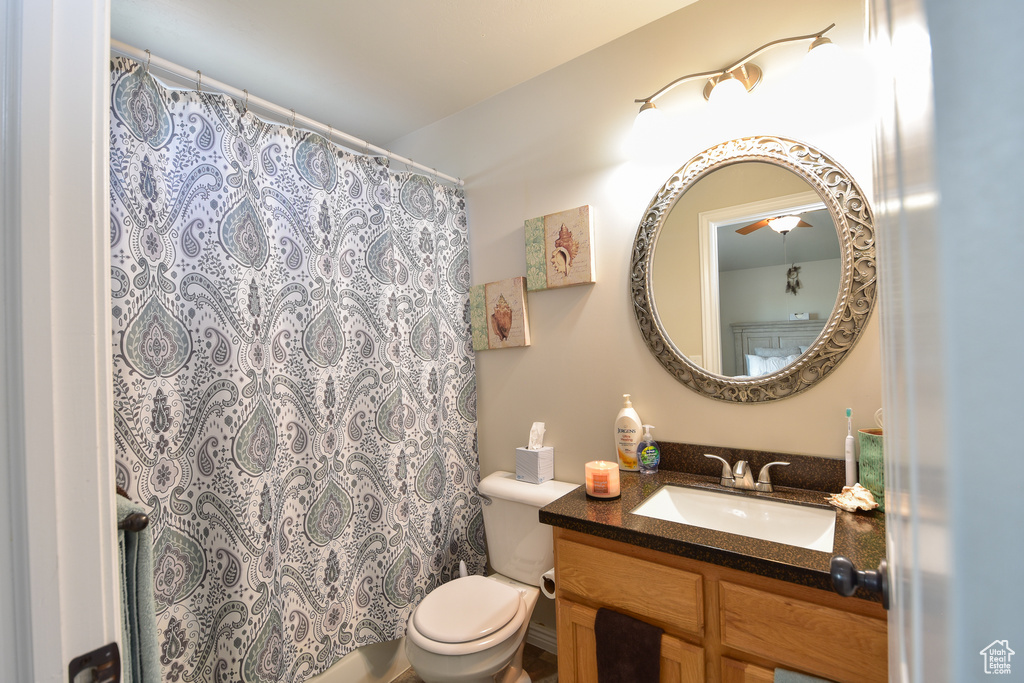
<box><xmin>404</xmin><ymin>573</ymin><xmax>539</xmax><ymax>683</ymax></box>
<box><xmin>403</xmin><ymin>471</ymin><xmax>577</xmax><ymax>683</ymax></box>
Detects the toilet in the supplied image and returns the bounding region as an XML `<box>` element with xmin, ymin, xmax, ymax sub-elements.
<box><xmin>404</xmin><ymin>471</ymin><xmax>577</xmax><ymax>683</ymax></box>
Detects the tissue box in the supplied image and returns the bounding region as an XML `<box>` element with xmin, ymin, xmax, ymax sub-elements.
<box><xmin>515</xmin><ymin>447</ymin><xmax>554</xmax><ymax>484</ymax></box>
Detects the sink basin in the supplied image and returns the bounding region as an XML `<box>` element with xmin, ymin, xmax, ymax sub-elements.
<box><xmin>631</xmin><ymin>485</ymin><xmax>836</xmax><ymax>552</ymax></box>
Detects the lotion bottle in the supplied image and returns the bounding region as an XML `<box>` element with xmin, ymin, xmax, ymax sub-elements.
<box><xmin>615</xmin><ymin>394</ymin><xmax>642</xmax><ymax>471</ymax></box>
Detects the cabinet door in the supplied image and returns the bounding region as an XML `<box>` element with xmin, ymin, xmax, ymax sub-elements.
<box><xmin>721</xmin><ymin>658</ymin><xmax>774</xmax><ymax>683</ymax></box>
<box><xmin>556</xmin><ymin>599</ymin><xmax>704</xmax><ymax>683</ymax></box>
<box><xmin>719</xmin><ymin>581</ymin><xmax>887</xmax><ymax>683</ymax></box>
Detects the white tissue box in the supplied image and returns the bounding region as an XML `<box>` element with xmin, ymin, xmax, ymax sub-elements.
<box><xmin>789</xmin><ymin>312</ymin><xmax>810</xmax><ymax>320</ymax></box>
<box><xmin>515</xmin><ymin>447</ymin><xmax>554</xmax><ymax>484</ymax></box>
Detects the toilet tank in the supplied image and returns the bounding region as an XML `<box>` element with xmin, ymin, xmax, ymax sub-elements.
<box><xmin>477</xmin><ymin>471</ymin><xmax>578</xmax><ymax>586</ymax></box>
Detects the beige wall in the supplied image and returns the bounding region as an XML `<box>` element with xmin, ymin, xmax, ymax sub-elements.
<box><xmin>392</xmin><ymin>0</ymin><xmax>880</xmax><ymax>483</ymax></box>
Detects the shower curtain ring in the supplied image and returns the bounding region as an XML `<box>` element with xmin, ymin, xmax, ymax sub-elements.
<box><xmin>327</xmin><ymin>125</ymin><xmax>333</xmax><ymax>143</ymax></box>
<box><xmin>289</xmin><ymin>109</ymin><xmax>296</xmax><ymax>129</ymax></box>
<box><xmin>242</xmin><ymin>89</ymin><xmax>249</xmax><ymax>114</ymax></box>
<box><xmin>144</xmin><ymin>49</ymin><xmax>152</xmax><ymax>74</ymax></box>
<box><xmin>196</xmin><ymin>70</ymin><xmax>202</xmax><ymax>92</ymax></box>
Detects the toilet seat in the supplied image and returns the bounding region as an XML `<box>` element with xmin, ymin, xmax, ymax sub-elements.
<box><xmin>413</xmin><ymin>575</ymin><xmax>521</xmax><ymax>643</ymax></box>
<box><xmin>407</xmin><ymin>576</ymin><xmax>529</xmax><ymax>656</ymax></box>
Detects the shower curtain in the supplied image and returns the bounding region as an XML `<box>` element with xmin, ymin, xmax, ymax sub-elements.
<box><xmin>109</xmin><ymin>57</ymin><xmax>485</xmax><ymax>683</ymax></box>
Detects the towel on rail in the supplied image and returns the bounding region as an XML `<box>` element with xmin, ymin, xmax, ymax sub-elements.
<box><xmin>118</xmin><ymin>496</ymin><xmax>159</xmax><ymax>683</ymax></box>
<box><xmin>594</xmin><ymin>607</ymin><xmax>663</xmax><ymax>683</ymax></box>
<box><xmin>775</xmin><ymin>668</ymin><xmax>837</xmax><ymax>683</ymax></box>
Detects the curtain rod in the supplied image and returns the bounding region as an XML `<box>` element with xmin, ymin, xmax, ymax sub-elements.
<box><xmin>110</xmin><ymin>40</ymin><xmax>464</xmax><ymax>187</ymax></box>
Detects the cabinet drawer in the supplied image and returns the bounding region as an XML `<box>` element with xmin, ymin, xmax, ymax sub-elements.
<box><xmin>719</xmin><ymin>581</ymin><xmax>887</xmax><ymax>683</ymax></box>
<box><xmin>556</xmin><ymin>538</ymin><xmax>703</xmax><ymax>634</ymax></box>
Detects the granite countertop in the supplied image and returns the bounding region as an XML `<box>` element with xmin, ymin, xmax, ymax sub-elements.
<box><xmin>539</xmin><ymin>468</ymin><xmax>886</xmax><ymax>602</ymax></box>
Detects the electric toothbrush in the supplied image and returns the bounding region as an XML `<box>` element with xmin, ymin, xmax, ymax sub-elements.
<box><xmin>845</xmin><ymin>408</ymin><xmax>856</xmax><ymax>487</ymax></box>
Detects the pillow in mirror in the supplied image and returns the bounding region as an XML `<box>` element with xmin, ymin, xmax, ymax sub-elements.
<box><xmin>746</xmin><ymin>353</ymin><xmax>801</xmax><ymax>377</ymax></box>
<box><xmin>753</xmin><ymin>347</ymin><xmax>801</xmax><ymax>358</ymax></box>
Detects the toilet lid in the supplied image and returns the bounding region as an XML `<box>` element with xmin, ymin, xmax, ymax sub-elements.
<box><xmin>412</xmin><ymin>575</ymin><xmax>522</xmax><ymax>644</ymax></box>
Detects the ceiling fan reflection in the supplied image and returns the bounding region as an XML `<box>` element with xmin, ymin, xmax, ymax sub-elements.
<box><xmin>735</xmin><ymin>213</ymin><xmax>811</xmax><ymax>236</ymax></box>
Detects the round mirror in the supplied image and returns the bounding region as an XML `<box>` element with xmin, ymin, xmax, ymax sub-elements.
<box><xmin>631</xmin><ymin>136</ymin><xmax>876</xmax><ymax>402</ymax></box>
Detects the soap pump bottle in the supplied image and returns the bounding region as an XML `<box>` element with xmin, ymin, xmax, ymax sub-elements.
<box><xmin>614</xmin><ymin>394</ymin><xmax>642</xmax><ymax>471</ymax></box>
<box><xmin>637</xmin><ymin>425</ymin><xmax>661</xmax><ymax>474</ymax></box>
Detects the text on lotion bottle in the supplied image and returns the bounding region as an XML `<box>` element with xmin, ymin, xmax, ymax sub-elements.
<box><xmin>614</xmin><ymin>394</ymin><xmax>642</xmax><ymax>471</ymax></box>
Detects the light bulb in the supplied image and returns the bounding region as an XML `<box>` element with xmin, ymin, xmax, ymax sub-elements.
<box><xmin>707</xmin><ymin>76</ymin><xmax>748</xmax><ymax>107</ymax></box>
<box><xmin>803</xmin><ymin>37</ymin><xmax>841</xmax><ymax>79</ymax></box>
<box><xmin>629</xmin><ymin>102</ymin><xmax>668</xmax><ymax>160</ymax></box>
<box><xmin>768</xmin><ymin>215</ymin><xmax>801</xmax><ymax>234</ymax></box>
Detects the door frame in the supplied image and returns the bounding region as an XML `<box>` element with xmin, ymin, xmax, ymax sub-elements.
<box><xmin>870</xmin><ymin>0</ymin><xmax>951</xmax><ymax>681</ymax></box>
<box><xmin>1</xmin><ymin>0</ymin><xmax>119</xmax><ymax>679</ymax></box>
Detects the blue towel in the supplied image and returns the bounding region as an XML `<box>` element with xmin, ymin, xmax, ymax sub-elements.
<box><xmin>774</xmin><ymin>668</ymin><xmax>835</xmax><ymax>683</ymax></box>
<box><xmin>118</xmin><ymin>497</ymin><xmax>160</xmax><ymax>683</ymax></box>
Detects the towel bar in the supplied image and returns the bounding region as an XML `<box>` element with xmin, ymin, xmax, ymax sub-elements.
<box><xmin>119</xmin><ymin>513</ymin><xmax>150</xmax><ymax>532</ymax></box>
<box><xmin>115</xmin><ymin>485</ymin><xmax>150</xmax><ymax>531</ymax></box>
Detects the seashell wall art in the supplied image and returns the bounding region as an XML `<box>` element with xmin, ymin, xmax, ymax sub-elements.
<box><xmin>469</xmin><ymin>276</ymin><xmax>531</xmax><ymax>351</ymax></box>
<box><xmin>525</xmin><ymin>205</ymin><xmax>596</xmax><ymax>291</ymax></box>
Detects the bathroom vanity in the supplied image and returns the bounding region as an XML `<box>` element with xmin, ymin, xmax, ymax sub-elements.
<box><xmin>540</xmin><ymin>466</ymin><xmax>887</xmax><ymax>683</ymax></box>
<box><xmin>541</xmin><ymin>132</ymin><xmax>888</xmax><ymax>682</ymax></box>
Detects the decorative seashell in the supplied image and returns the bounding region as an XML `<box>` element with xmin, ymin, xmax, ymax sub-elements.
<box><xmin>826</xmin><ymin>483</ymin><xmax>879</xmax><ymax>512</ymax></box>
<box><xmin>551</xmin><ymin>224</ymin><xmax>580</xmax><ymax>276</ymax></box>
<box><xmin>491</xmin><ymin>294</ymin><xmax>513</xmax><ymax>341</ymax></box>
<box><xmin>551</xmin><ymin>247</ymin><xmax>571</xmax><ymax>276</ymax></box>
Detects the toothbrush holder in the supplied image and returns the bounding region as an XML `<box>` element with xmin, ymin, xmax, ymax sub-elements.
<box><xmin>858</xmin><ymin>428</ymin><xmax>884</xmax><ymax>511</ymax></box>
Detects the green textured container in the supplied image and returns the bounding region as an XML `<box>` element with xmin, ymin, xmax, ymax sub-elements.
<box><xmin>858</xmin><ymin>428</ymin><xmax>884</xmax><ymax>511</ymax></box>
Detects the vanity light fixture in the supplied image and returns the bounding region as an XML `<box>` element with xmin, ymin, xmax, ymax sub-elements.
<box><xmin>633</xmin><ymin>23</ymin><xmax>836</xmax><ymax>118</ymax></box>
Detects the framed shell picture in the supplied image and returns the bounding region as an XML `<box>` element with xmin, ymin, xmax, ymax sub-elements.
<box><xmin>525</xmin><ymin>205</ymin><xmax>596</xmax><ymax>291</ymax></box>
<box><xmin>469</xmin><ymin>276</ymin><xmax>531</xmax><ymax>351</ymax></box>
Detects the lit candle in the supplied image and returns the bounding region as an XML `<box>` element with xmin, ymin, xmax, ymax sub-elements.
<box><xmin>585</xmin><ymin>460</ymin><xmax>621</xmax><ymax>499</ymax></box>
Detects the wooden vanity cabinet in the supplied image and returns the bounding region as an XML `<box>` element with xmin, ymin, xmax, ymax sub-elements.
<box><xmin>553</xmin><ymin>528</ymin><xmax>887</xmax><ymax>683</ymax></box>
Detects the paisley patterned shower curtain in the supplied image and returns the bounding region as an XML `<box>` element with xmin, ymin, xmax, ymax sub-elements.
<box><xmin>109</xmin><ymin>57</ymin><xmax>485</xmax><ymax>683</ymax></box>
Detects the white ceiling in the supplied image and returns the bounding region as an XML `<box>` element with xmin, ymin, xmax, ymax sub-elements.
<box><xmin>111</xmin><ymin>0</ymin><xmax>698</xmax><ymax>145</ymax></box>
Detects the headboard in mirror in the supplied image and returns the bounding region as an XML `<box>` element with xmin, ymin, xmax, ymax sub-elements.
<box><xmin>630</xmin><ymin>136</ymin><xmax>876</xmax><ymax>402</ymax></box>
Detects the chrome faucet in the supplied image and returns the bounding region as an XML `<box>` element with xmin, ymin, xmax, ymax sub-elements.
<box><xmin>732</xmin><ymin>460</ymin><xmax>755</xmax><ymax>490</ymax></box>
<box><xmin>755</xmin><ymin>461</ymin><xmax>790</xmax><ymax>492</ymax></box>
<box><xmin>703</xmin><ymin>454</ymin><xmax>790</xmax><ymax>492</ymax></box>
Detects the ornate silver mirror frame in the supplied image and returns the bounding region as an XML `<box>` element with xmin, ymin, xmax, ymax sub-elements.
<box><xmin>630</xmin><ymin>136</ymin><xmax>876</xmax><ymax>402</ymax></box>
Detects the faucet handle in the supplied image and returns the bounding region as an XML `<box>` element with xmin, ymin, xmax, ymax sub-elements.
<box><xmin>756</xmin><ymin>461</ymin><xmax>790</xmax><ymax>492</ymax></box>
<box><xmin>703</xmin><ymin>453</ymin><xmax>734</xmax><ymax>482</ymax></box>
